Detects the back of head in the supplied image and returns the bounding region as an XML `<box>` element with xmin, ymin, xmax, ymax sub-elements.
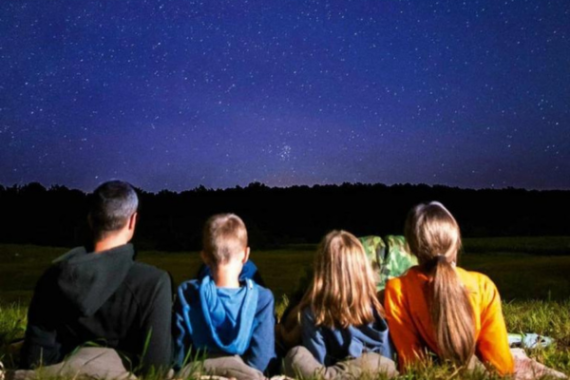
<box><xmin>303</xmin><ymin>230</ymin><xmax>384</xmax><ymax>329</ymax></box>
<box><xmin>405</xmin><ymin>201</ymin><xmax>461</xmax><ymax>265</ymax></box>
<box><xmin>89</xmin><ymin>181</ymin><xmax>138</xmax><ymax>241</ymax></box>
<box><xmin>202</xmin><ymin>213</ymin><xmax>248</xmax><ymax>267</ymax></box>
<box><xmin>404</xmin><ymin>201</ymin><xmax>475</xmax><ymax>365</ymax></box>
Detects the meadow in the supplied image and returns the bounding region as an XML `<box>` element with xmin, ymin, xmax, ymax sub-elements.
<box><xmin>1</xmin><ymin>237</ymin><xmax>570</xmax><ymax>378</ymax></box>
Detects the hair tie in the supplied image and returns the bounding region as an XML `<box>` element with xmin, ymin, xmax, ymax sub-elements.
<box><xmin>436</xmin><ymin>254</ymin><xmax>448</xmax><ymax>264</ymax></box>
<box><xmin>435</xmin><ymin>254</ymin><xmax>457</xmax><ymax>268</ymax></box>
<box><xmin>421</xmin><ymin>253</ymin><xmax>452</xmax><ymax>272</ymax></box>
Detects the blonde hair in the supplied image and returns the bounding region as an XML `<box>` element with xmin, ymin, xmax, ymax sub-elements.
<box><xmin>202</xmin><ymin>213</ymin><xmax>248</xmax><ymax>266</ymax></box>
<box><xmin>405</xmin><ymin>201</ymin><xmax>475</xmax><ymax>365</ymax></box>
<box><xmin>300</xmin><ymin>230</ymin><xmax>384</xmax><ymax>329</ymax></box>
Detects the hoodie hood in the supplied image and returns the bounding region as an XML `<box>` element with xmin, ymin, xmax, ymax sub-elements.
<box><xmin>54</xmin><ymin>244</ymin><xmax>135</xmax><ymax>317</ymax></box>
<box><xmin>193</xmin><ymin>275</ymin><xmax>259</xmax><ymax>355</ymax></box>
<box><xmin>344</xmin><ymin>310</ymin><xmax>392</xmax><ymax>359</ymax></box>
<box><xmin>303</xmin><ymin>306</ymin><xmax>394</xmax><ymax>365</ymax></box>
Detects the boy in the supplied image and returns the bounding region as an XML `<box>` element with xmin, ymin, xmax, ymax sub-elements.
<box><xmin>173</xmin><ymin>214</ymin><xmax>275</xmax><ymax>380</ymax></box>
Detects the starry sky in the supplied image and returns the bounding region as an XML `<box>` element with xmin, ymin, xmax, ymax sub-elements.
<box><xmin>1</xmin><ymin>0</ymin><xmax>569</xmax><ymax>192</ymax></box>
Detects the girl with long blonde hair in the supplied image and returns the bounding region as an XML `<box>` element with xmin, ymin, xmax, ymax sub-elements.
<box><xmin>384</xmin><ymin>201</ymin><xmax>514</xmax><ymax>374</ymax></box>
<box><xmin>284</xmin><ymin>230</ymin><xmax>397</xmax><ymax>379</ymax></box>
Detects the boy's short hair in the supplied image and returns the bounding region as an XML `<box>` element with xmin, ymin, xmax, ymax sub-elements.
<box><xmin>89</xmin><ymin>180</ymin><xmax>138</xmax><ymax>241</ymax></box>
<box><xmin>202</xmin><ymin>213</ymin><xmax>248</xmax><ymax>266</ymax></box>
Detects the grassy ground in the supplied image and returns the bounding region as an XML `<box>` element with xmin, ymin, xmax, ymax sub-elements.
<box><xmin>463</xmin><ymin>236</ymin><xmax>570</xmax><ymax>256</ymax></box>
<box><xmin>1</xmin><ymin>238</ymin><xmax>570</xmax><ymax>378</ymax></box>
<box><xmin>3</xmin><ymin>238</ymin><xmax>570</xmax><ymax>304</ymax></box>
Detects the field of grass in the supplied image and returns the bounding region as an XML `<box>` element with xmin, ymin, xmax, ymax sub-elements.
<box><xmin>3</xmin><ymin>237</ymin><xmax>570</xmax><ymax>304</ymax></box>
<box><xmin>463</xmin><ymin>236</ymin><xmax>570</xmax><ymax>256</ymax></box>
<box><xmin>1</xmin><ymin>238</ymin><xmax>570</xmax><ymax>378</ymax></box>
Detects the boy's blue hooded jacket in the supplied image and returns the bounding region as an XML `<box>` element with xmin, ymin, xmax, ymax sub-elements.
<box><xmin>173</xmin><ymin>275</ymin><xmax>275</xmax><ymax>372</ymax></box>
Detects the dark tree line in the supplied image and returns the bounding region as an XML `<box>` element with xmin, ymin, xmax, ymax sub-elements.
<box><xmin>0</xmin><ymin>182</ymin><xmax>568</xmax><ymax>251</ymax></box>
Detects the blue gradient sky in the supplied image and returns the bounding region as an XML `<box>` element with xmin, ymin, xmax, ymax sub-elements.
<box><xmin>1</xmin><ymin>0</ymin><xmax>569</xmax><ymax>191</ymax></box>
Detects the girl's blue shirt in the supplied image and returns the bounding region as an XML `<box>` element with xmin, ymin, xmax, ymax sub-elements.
<box><xmin>301</xmin><ymin>306</ymin><xmax>394</xmax><ymax>366</ymax></box>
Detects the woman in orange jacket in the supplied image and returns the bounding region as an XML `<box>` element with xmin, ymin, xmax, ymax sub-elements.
<box><xmin>383</xmin><ymin>201</ymin><xmax>514</xmax><ymax>375</ymax></box>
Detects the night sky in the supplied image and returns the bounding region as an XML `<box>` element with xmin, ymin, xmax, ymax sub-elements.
<box><xmin>1</xmin><ymin>1</ymin><xmax>569</xmax><ymax>192</ymax></box>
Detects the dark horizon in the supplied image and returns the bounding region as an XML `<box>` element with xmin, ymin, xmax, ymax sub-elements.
<box><xmin>2</xmin><ymin>178</ymin><xmax>570</xmax><ymax>194</ymax></box>
<box><xmin>2</xmin><ymin>180</ymin><xmax>569</xmax><ymax>251</ymax></box>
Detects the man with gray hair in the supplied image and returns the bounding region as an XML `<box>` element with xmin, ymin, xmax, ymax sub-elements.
<box><xmin>19</xmin><ymin>180</ymin><xmax>172</xmax><ymax>377</ymax></box>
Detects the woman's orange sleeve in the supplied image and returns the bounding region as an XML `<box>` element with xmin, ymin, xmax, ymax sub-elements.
<box><xmin>475</xmin><ymin>276</ymin><xmax>514</xmax><ymax>375</ymax></box>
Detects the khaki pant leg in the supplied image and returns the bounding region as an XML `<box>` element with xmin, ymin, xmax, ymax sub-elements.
<box><xmin>7</xmin><ymin>348</ymin><xmax>135</xmax><ymax>380</ymax></box>
<box><xmin>284</xmin><ymin>346</ymin><xmax>398</xmax><ymax>380</ymax></box>
<box><xmin>178</xmin><ymin>355</ymin><xmax>265</xmax><ymax>380</ymax></box>
<box><xmin>283</xmin><ymin>346</ymin><xmax>328</xmax><ymax>379</ymax></box>
<box><xmin>347</xmin><ymin>352</ymin><xmax>398</xmax><ymax>379</ymax></box>
<box><xmin>511</xmin><ymin>348</ymin><xmax>567</xmax><ymax>380</ymax></box>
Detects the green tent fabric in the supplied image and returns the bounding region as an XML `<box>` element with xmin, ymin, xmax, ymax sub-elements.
<box><xmin>359</xmin><ymin>235</ymin><xmax>418</xmax><ymax>291</ymax></box>
<box><xmin>288</xmin><ymin>235</ymin><xmax>417</xmax><ymax>307</ymax></box>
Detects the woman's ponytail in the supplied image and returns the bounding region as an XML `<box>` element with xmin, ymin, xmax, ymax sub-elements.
<box><xmin>430</xmin><ymin>257</ymin><xmax>475</xmax><ymax>364</ymax></box>
<box><xmin>405</xmin><ymin>202</ymin><xmax>475</xmax><ymax>366</ymax></box>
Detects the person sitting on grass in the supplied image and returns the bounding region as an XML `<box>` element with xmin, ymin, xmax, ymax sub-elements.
<box><xmin>384</xmin><ymin>201</ymin><xmax>514</xmax><ymax>375</ymax></box>
<box><xmin>284</xmin><ymin>230</ymin><xmax>397</xmax><ymax>380</ymax></box>
<box><xmin>173</xmin><ymin>213</ymin><xmax>276</xmax><ymax>380</ymax></box>
<box><xmin>276</xmin><ymin>234</ymin><xmax>418</xmax><ymax>354</ymax></box>
<box><xmin>19</xmin><ymin>180</ymin><xmax>173</xmax><ymax>378</ymax></box>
